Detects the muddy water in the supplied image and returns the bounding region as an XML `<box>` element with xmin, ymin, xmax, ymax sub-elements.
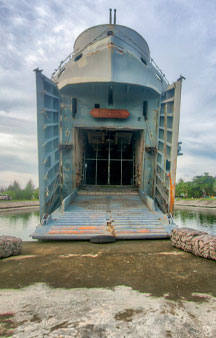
<box><xmin>0</xmin><ymin>207</ymin><xmax>216</xmax><ymax>240</ymax></box>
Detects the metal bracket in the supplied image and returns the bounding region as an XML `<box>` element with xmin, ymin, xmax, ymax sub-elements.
<box><xmin>177</xmin><ymin>142</ymin><xmax>183</xmax><ymax>156</ymax></box>
<box><xmin>59</xmin><ymin>144</ymin><xmax>73</xmax><ymax>151</ymax></box>
<box><xmin>146</xmin><ymin>147</ymin><xmax>157</xmax><ymax>154</ymax></box>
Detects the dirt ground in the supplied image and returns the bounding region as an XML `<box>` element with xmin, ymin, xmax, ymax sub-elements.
<box><xmin>0</xmin><ymin>240</ymin><xmax>216</xmax><ymax>337</ymax></box>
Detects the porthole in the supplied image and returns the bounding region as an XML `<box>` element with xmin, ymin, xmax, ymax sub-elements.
<box><xmin>140</xmin><ymin>57</ymin><xmax>147</xmax><ymax>65</ymax></box>
<box><xmin>74</xmin><ymin>53</ymin><xmax>82</xmax><ymax>62</ymax></box>
<box><xmin>107</xmin><ymin>31</ymin><xmax>113</xmax><ymax>36</ymax></box>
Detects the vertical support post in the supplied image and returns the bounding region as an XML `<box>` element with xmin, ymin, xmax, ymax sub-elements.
<box><xmin>59</xmin><ymin>112</ymin><xmax>64</xmax><ymax>206</ymax></box>
<box><xmin>168</xmin><ymin>173</ymin><xmax>174</xmax><ymax>214</ymax></box>
<box><xmin>163</xmin><ymin>103</ymin><xmax>168</xmax><ymax>183</ymax></box>
<box><xmin>114</xmin><ymin>9</ymin><xmax>116</xmax><ymax>24</ymax></box>
<box><xmin>153</xmin><ymin>108</ymin><xmax>159</xmax><ymax>200</ymax></box>
<box><xmin>95</xmin><ymin>138</ymin><xmax>98</xmax><ymax>185</ymax></box>
<box><xmin>142</xmin><ymin>131</ymin><xmax>145</xmax><ymax>191</ymax></box>
<box><xmin>108</xmin><ymin>138</ymin><xmax>110</xmax><ymax>185</ymax></box>
<box><xmin>120</xmin><ymin>139</ymin><xmax>122</xmax><ymax>186</ymax></box>
<box><xmin>109</xmin><ymin>9</ymin><xmax>112</xmax><ymax>24</ymax></box>
<box><xmin>132</xmin><ymin>138</ymin><xmax>135</xmax><ymax>186</ymax></box>
<box><xmin>169</xmin><ymin>80</ymin><xmax>182</xmax><ymax>212</ymax></box>
<box><xmin>83</xmin><ymin>134</ymin><xmax>86</xmax><ymax>185</ymax></box>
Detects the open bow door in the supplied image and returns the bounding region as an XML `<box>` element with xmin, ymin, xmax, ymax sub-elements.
<box><xmin>35</xmin><ymin>70</ymin><xmax>61</xmax><ymax>219</ymax></box>
<box><xmin>155</xmin><ymin>79</ymin><xmax>182</xmax><ymax>214</ymax></box>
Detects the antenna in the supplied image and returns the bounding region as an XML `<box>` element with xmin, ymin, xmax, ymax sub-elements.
<box><xmin>109</xmin><ymin>8</ymin><xmax>112</xmax><ymax>24</ymax></box>
<box><xmin>114</xmin><ymin>9</ymin><xmax>116</xmax><ymax>24</ymax></box>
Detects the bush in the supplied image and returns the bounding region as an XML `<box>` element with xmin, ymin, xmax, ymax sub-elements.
<box><xmin>1</xmin><ymin>179</ymin><xmax>38</xmax><ymax>200</ymax></box>
<box><xmin>175</xmin><ymin>173</ymin><xmax>216</xmax><ymax>198</ymax></box>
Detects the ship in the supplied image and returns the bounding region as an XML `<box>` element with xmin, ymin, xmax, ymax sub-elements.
<box><xmin>32</xmin><ymin>9</ymin><xmax>183</xmax><ymax>240</ymax></box>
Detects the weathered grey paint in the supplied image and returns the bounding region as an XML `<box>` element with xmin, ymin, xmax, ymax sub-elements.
<box><xmin>34</xmin><ymin>70</ymin><xmax>61</xmax><ymax>219</ymax></box>
<box><xmin>34</xmin><ymin>21</ymin><xmax>182</xmax><ymax>239</ymax></box>
<box><xmin>53</xmin><ymin>24</ymin><xmax>167</xmax><ymax>94</ymax></box>
<box><xmin>155</xmin><ymin>80</ymin><xmax>182</xmax><ymax>213</ymax></box>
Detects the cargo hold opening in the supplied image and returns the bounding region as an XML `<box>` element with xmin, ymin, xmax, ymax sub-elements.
<box><xmin>74</xmin><ymin>129</ymin><xmax>144</xmax><ymax>188</ymax></box>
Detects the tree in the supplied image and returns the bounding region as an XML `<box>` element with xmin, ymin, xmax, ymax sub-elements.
<box><xmin>175</xmin><ymin>173</ymin><xmax>216</xmax><ymax>198</ymax></box>
<box><xmin>6</xmin><ymin>180</ymin><xmax>22</xmax><ymax>199</ymax></box>
<box><xmin>175</xmin><ymin>179</ymin><xmax>186</xmax><ymax>197</ymax></box>
<box><xmin>3</xmin><ymin>179</ymin><xmax>36</xmax><ymax>200</ymax></box>
<box><xmin>33</xmin><ymin>187</ymin><xmax>39</xmax><ymax>200</ymax></box>
<box><xmin>213</xmin><ymin>180</ymin><xmax>216</xmax><ymax>195</ymax></box>
<box><xmin>192</xmin><ymin>173</ymin><xmax>215</xmax><ymax>197</ymax></box>
<box><xmin>24</xmin><ymin>179</ymin><xmax>35</xmax><ymax>200</ymax></box>
<box><xmin>7</xmin><ymin>180</ymin><xmax>21</xmax><ymax>192</ymax></box>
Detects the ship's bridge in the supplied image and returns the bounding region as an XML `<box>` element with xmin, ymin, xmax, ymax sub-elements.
<box><xmin>74</xmin><ymin>24</ymin><xmax>150</xmax><ymax>62</ymax></box>
<box><xmin>53</xmin><ymin>23</ymin><xmax>168</xmax><ymax>94</ymax></box>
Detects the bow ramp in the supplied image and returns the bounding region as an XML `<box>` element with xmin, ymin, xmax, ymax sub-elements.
<box><xmin>32</xmin><ymin>188</ymin><xmax>174</xmax><ymax>240</ymax></box>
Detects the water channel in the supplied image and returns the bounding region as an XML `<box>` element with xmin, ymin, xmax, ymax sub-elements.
<box><xmin>0</xmin><ymin>207</ymin><xmax>216</xmax><ymax>241</ymax></box>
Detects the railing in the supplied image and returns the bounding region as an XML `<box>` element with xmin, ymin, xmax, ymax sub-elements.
<box><xmin>51</xmin><ymin>28</ymin><xmax>169</xmax><ymax>86</ymax></box>
<box><xmin>150</xmin><ymin>58</ymin><xmax>169</xmax><ymax>85</ymax></box>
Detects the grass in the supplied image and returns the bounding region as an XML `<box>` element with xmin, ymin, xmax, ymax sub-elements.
<box><xmin>175</xmin><ymin>197</ymin><xmax>216</xmax><ymax>201</ymax></box>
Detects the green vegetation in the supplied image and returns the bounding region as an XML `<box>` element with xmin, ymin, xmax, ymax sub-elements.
<box><xmin>175</xmin><ymin>173</ymin><xmax>216</xmax><ymax>198</ymax></box>
<box><xmin>1</xmin><ymin>173</ymin><xmax>215</xmax><ymax>201</ymax></box>
<box><xmin>0</xmin><ymin>180</ymin><xmax>39</xmax><ymax>201</ymax></box>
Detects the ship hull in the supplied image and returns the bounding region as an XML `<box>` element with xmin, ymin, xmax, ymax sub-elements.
<box><xmin>33</xmin><ymin>22</ymin><xmax>182</xmax><ymax>241</ymax></box>
<box><xmin>56</xmin><ymin>36</ymin><xmax>166</xmax><ymax>95</ymax></box>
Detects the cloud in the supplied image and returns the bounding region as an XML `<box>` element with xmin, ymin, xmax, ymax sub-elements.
<box><xmin>0</xmin><ymin>171</ymin><xmax>38</xmax><ymax>188</ymax></box>
<box><xmin>0</xmin><ymin>115</ymin><xmax>36</xmax><ymax>135</ymax></box>
<box><xmin>0</xmin><ymin>115</ymin><xmax>37</xmax><ymax>187</ymax></box>
<box><xmin>177</xmin><ymin>154</ymin><xmax>216</xmax><ymax>181</ymax></box>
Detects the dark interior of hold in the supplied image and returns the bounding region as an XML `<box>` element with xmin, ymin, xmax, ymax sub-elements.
<box><xmin>84</xmin><ymin>130</ymin><xmax>134</xmax><ymax>186</ymax></box>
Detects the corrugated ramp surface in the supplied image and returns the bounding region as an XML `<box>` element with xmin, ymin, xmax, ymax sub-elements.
<box><xmin>32</xmin><ymin>190</ymin><xmax>172</xmax><ymax>240</ymax></box>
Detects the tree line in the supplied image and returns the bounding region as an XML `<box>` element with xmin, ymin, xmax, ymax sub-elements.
<box><xmin>175</xmin><ymin>173</ymin><xmax>216</xmax><ymax>198</ymax></box>
<box><xmin>0</xmin><ymin>180</ymin><xmax>39</xmax><ymax>200</ymax></box>
<box><xmin>1</xmin><ymin>173</ymin><xmax>215</xmax><ymax>200</ymax></box>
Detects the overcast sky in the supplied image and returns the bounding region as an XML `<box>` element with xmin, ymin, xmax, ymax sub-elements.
<box><xmin>0</xmin><ymin>0</ymin><xmax>216</xmax><ymax>187</ymax></box>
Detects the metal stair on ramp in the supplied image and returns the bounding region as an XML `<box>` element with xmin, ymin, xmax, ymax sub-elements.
<box><xmin>32</xmin><ymin>189</ymin><xmax>172</xmax><ymax>240</ymax></box>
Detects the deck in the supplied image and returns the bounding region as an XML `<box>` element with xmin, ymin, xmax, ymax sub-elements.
<box><xmin>32</xmin><ymin>188</ymin><xmax>174</xmax><ymax>240</ymax></box>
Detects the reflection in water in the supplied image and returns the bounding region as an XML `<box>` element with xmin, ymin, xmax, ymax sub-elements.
<box><xmin>0</xmin><ymin>207</ymin><xmax>215</xmax><ymax>241</ymax></box>
<box><xmin>0</xmin><ymin>209</ymin><xmax>40</xmax><ymax>241</ymax></box>
<box><xmin>174</xmin><ymin>207</ymin><xmax>216</xmax><ymax>235</ymax></box>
